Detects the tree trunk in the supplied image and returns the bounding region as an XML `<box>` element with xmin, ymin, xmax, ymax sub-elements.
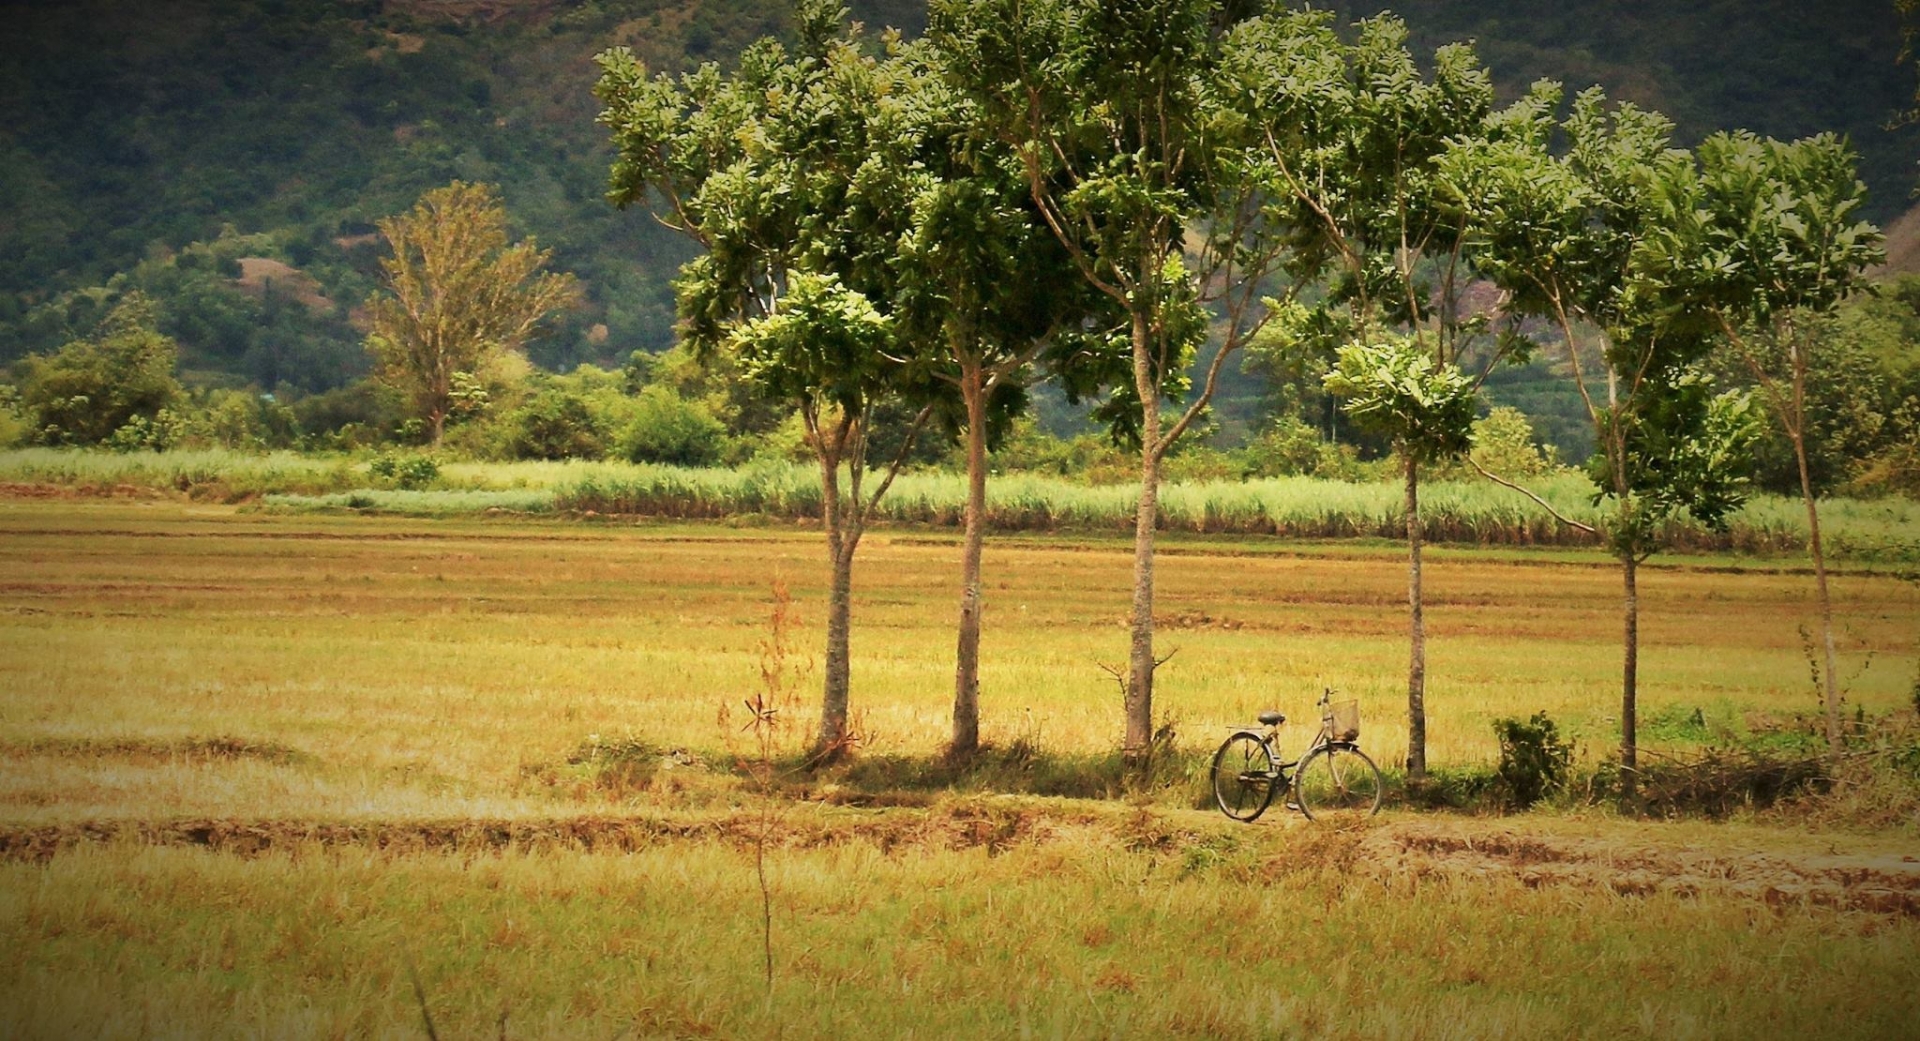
<box><xmin>818</xmin><ymin>538</ymin><xmax>856</xmax><ymax>758</ymax></box>
<box><xmin>1620</xmin><ymin>551</ymin><xmax>1639</xmax><ymax>807</ymax></box>
<box><xmin>1125</xmin><ymin>303</ymin><xmax>1160</xmax><ymax>764</ymax></box>
<box><xmin>1405</xmin><ymin>453</ymin><xmax>1427</xmax><ymax>780</ymax></box>
<box><xmin>1788</xmin><ymin>393</ymin><xmax>1843</xmax><ymax>760</ymax></box>
<box><xmin>951</xmin><ymin>362</ymin><xmax>988</xmax><ymax>758</ymax></box>
<box><xmin>429</xmin><ymin>408</ymin><xmax>446</xmax><ymax>446</ymax></box>
<box><xmin>815</xmin><ymin>446</ymin><xmax>856</xmax><ymax>759</ymax></box>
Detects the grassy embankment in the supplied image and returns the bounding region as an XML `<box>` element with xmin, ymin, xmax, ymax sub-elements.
<box><xmin>1</xmin><ymin>496</ymin><xmax>1917</xmax><ymax>1037</ymax></box>
<box><xmin>4</xmin><ymin>447</ymin><xmax>1920</xmax><ymax>559</ymax></box>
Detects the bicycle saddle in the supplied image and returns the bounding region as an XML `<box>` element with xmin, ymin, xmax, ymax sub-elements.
<box><xmin>1257</xmin><ymin>711</ymin><xmax>1285</xmax><ymax>726</ymax></box>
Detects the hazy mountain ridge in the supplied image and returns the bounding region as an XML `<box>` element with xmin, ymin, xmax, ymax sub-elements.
<box><xmin>0</xmin><ymin>0</ymin><xmax>1911</xmax><ymax>397</ymax></box>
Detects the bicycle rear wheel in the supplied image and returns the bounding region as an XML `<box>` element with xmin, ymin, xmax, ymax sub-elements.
<box><xmin>1211</xmin><ymin>732</ymin><xmax>1278</xmax><ymax>822</ymax></box>
<box><xmin>1292</xmin><ymin>744</ymin><xmax>1382</xmax><ymax>822</ymax></box>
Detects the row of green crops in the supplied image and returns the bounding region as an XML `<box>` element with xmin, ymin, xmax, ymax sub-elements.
<box><xmin>7</xmin><ymin>449</ymin><xmax>1918</xmax><ymax>559</ymax></box>
<box><xmin>0</xmin><ymin>448</ymin><xmax>361</xmax><ymax>497</ymax></box>
<box><xmin>552</xmin><ymin>464</ymin><xmax>1920</xmax><ymax>559</ymax></box>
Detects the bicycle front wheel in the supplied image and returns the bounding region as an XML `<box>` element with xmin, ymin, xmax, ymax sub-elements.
<box><xmin>1211</xmin><ymin>732</ymin><xmax>1278</xmax><ymax>822</ymax></box>
<box><xmin>1293</xmin><ymin>744</ymin><xmax>1383</xmax><ymax>822</ymax></box>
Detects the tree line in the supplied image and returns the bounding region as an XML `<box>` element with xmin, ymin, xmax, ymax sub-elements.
<box><xmin>0</xmin><ymin>0</ymin><xmax>1904</xmax><ymax>798</ymax></box>
<box><xmin>596</xmin><ymin>0</ymin><xmax>1885</xmax><ymax>798</ymax></box>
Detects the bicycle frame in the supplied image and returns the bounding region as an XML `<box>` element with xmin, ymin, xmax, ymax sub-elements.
<box><xmin>1228</xmin><ymin>691</ymin><xmax>1345</xmax><ymax>789</ymax></box>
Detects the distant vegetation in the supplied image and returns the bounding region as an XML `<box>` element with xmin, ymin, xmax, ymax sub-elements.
<box><xmin>4</xmin><ymin>447</ymin><xmax>1916</xmax><ymax>563</ymax></box>
<box><xmin>1</xmin><ymin>0</ymin><xmax>1913</xmax><ymax>432</ymax></box>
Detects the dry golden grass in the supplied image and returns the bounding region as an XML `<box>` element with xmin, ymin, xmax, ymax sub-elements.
<box><xmin>3</xmin><ymin>497</ymin><xmax>1918</xmax><ymax>1038</ymax></box>
<box><xmin>1</xmin><ymin>498</ymin><xmax>1913</xmax><ymax>821</ymax></box>
<box><xmin>3</xmin><ymin>818</ymin><xmax>1918</xmax><ymax>1039</ymax></box>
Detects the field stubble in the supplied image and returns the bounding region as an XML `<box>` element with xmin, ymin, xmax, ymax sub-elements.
<box><xmin>2</xmin><ymin>497</ymin><xmax>1918</xmax><ymax>1037</ymax></box>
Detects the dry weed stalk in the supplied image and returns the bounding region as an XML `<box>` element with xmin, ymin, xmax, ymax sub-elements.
<box><xmin>721</xmin><ymin>577</ymin><xmax>812</xmax><ymax>1000</ymax></box>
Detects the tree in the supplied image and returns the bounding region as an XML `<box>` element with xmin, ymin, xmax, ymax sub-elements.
<box><xmin>890</xmin><ymin>63</ymin><xmax>1094</xmax><ymax>757</ymax></box>
<box><xmin>597</xmin><ymin>4</ymin><xmax>938</xmax><ymax>757</ymax></box>
<box><xmin>365</xmin><ymin>181</ymin><xmax>577</xmax><ymax>445</ymax></box>
<box><xmin>1323</xmin><ymin>338</ymin><xmax>1477</xmax><ymax>776</ymax></box>
<box><xmin>932</xmin><ymin>0</ymin><xmax>1298</xmax><ymax>763</ymax></box>
<box><xmin>1240</xmin><ymin>11</ymin><xmax>1500</xmax><ymax>779</ymax></box>
<box><xmin>1642</xmin><ymin>132</ymin><xmax>1884</xmax><ymax>759</ymax></box>
<box><xmin>1443</xmin><ymin>86</ymin><xmax>1759</xmax><ymax>803</ymax></box>
<box><xmin>18</xmin><ymin>294</ymin><xmax>181</xmax><ymax>446</ymax></box>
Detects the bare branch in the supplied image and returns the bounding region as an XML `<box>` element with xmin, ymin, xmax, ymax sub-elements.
<box><xmin>1470</xmin><ymin>459</ymin><xmax>1597</xmax><ymax>535</ymax></box>
<box><xmin>859</xmin><ymin>403</ymin><xmax>935</xmax><ymax>524</ymax></box>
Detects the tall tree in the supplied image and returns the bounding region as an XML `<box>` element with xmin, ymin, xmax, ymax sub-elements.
<box><xmin>1642</xmin><ymin>132</ymin><xmax>1884</xmax><ymax>759</ymax></box>
<box><xmin>365</xmin><ymin>181</ymin><xmax>577</xmax><ymax>445</ymax></box>
<box><xmin>1323</xmin><ymin>337</ymin><xmax>1477</xmax><ymax>774</ymax></box>
<box><xmin>1444</xmin><ymin>86</ymin><xmax>1758</xmax><ymax>803</ymax></box>
<box><xmin>892</xmin><ymin>116</ymin><xmax>1091</xmax><ymax>757</ymax></box>
<box><xmin>596</xmin><ymin>4</ymin><xmax>938</xmax><ymax>757</ymax></box>
<box><xmin>931</xmin><ymin>0</ymin><xmax>1296</xmax><ymax>763</ymax></box>
<box><xmin>1238</xmin><ymin>11</ymin><xmax>1498</xmax><ymax>779</ymax></box>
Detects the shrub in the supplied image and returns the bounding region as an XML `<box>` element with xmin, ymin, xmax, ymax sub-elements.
<box><xmin>290</xmin><ymin>378</ymin><xmax>408</xmax><ymax>449</ymax></box>
<box><xmin>1590</xmin><ymin>748</ymin><xmax>1828</xmax><ymax>818</ymax></box>
<box><xmin>1161</xmin><ymin>444</ymin><xmax>1239</xmax><ymax>484</ymax></box>
<box><xmin>1492</xmin><ymin>711</ymin><xmax>1574</xmax><ymax>809</ymax></box>
<box><xmin>0</xmin><ymin>403</ymin><xmax>23</xmax><ymax>449</ymax></box>
<box><xmin>616</xmin><ymin>385</ymin><xmax>726</xmax><ymax>466</ymax></box>
<box><xmin>1241</xmin><ymin>417</ymin><xmax>1337</xmax><ymax>478</ymax></box>
<box><xmin>19</xmin><ymin>296</ymin><xmax>182</xmax><ymax>446</ymax></box>
<box><xmin>1466</xmin><ymin>406</ymin><xmax>1558</xmax><ymax>477</ymax></box>
<box><xmin>506</xmin><ymin>389</ymin><xmax>605</xmax><ymax>460</ymax></box>
<box><xmin>367</xmin><ymin>452</ymin><xmax>440</xmax><ymax>490</ymax></box>
<box><xmin>183</xmin><ymin>389</ymin><xmax>300</xmax><ymax>451</ymax></box>
<box><xmin>104</xmin><ymin>409</ymin><xmax>187</xmax><ymax>452</ymax></box>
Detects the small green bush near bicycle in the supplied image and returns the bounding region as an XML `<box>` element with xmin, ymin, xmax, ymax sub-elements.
<box><xmin>1211</xmin><ymin>690</ymin><xmax>1384</xmax><ymax>823</ymax></box>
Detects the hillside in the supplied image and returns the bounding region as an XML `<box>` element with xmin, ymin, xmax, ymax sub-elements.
<box><xmin>0</xmin><ymin>0</ymin><xmax>1913</xmax><ymax>415</ymax></box>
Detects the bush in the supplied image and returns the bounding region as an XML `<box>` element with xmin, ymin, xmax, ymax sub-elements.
<box><xmin>0</xmin><ymin>387</ymin><xmax>28</xmax><ymax>449</ymax></box>
<box><xmin>1492</xmin><ymin>711</ymin><xmax>1574</xmax><ymax>809</ymax></box>
<box><xmin>988</xmin><ymin>419</ymin><xmax>1130</xmax><ymax>483</ymax></box>
<box><xmin>1590</xmin><ymin>748</ymin><xmax>1828</xmax><ymax>819</ymax></box>
<box><xmin>290</xmin><ymin>378</ymin><xmax>408</xmax><ymax>450</ymax></box>
<box><xmin>1466</xmin><ymin>406</ymin><xmax>1558</xmax><ymax>478</ymax></box>
<box><xmin>616</xmin><ymin>385</ymin><xmax>726</xmax><ymax>466</ymax></box>
<box><xmin>367</xmin><ymin>452</ymin><xmax>440</xmax><ymax>490</ymax></box>
<box><xmin>1239</xmin><ymin>416</ymin><xmax>1381</xmax><ymax>480</ymax></box>
<box><xmin>182</xmin><ymin>389</ymin><xmax>300</xmax><ymax>451</ymax></box>
<box><xmin>1161</xmin><ymin>444</ymin><xmax>1239</xmax><ymax>484</ymax></box>
<box><xmin>18</xmin><ymin>296</ymin><xmax>182</xmax><ymax>446</ymax></box>
<box><xmin>104</xmin><ymin>409</ymin><xmax>187</xmax><ymax>452</ymax></box>
<box><xmin>505</xmin><ymin>389</ymin><xmax>605</xmax><ymax>460</ymax></box>
<box><xmin>1241</xmin><ymin>417</ymin><xmax>1334</xmax><ymax>478</ymax></box>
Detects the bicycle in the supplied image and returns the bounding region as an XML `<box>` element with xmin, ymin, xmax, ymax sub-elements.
<box><xmin>1210</xmin><ymin>689</ymin><xmax>1383</xmax><ymax>823</ymax></box>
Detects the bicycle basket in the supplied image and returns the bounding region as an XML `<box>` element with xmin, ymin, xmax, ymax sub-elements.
<box><xmin>1329</xmin><ymin>700</ymin><xmax>1360</xmax><ymax>742</ymax></box>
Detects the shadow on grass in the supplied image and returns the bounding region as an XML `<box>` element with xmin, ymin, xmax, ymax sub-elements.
<box><xmin>784</xmin><ymin>742</ymin><xmax>1218</xmax><ymax>810</ymax></box>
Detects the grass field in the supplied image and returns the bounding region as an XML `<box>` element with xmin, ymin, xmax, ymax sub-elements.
<box><xmin>2</xmin><ymin>496</ymin><xmax>1918</xmax><ymax>1037</ymax></box>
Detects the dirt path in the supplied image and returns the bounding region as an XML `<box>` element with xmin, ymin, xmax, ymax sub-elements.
<box><xmin>1360</xmin><ymin>820</ymin><xmax>1920</xmax><ymax>916</ymax></box>
<box><xmin>6</xmin><ymin>805</ymin><xmax>1917</xmax><ymax>916</ymax></box>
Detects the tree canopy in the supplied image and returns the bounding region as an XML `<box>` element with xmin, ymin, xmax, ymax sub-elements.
<box><xmin>365</xmin><ymin>181</ymin><xmax>578</xmax><ymax>445</ymax></box>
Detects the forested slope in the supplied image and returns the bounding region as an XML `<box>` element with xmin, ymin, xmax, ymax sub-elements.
<box><xmin>1</xmin><ymin>0</ymin><xmax>1912</xmax><ymax>404</ymax></box>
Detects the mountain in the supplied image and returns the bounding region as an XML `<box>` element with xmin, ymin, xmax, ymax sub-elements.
<box><xmin>1</xmin><ymin>0</ymin><xmax>1912</xmax><ymax>401</ymax></box>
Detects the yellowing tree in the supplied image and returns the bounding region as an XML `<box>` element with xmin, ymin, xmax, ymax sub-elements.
<box><xmin>366</xmin><ymin>182</ymin><xmax>576</xmax><ymax>444</ymax></box>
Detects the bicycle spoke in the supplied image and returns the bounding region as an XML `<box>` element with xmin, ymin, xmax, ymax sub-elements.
<box><xmin>1212</xmin><ymin>732</ymin><xmax>1276</xmax><ymax>822</ymax></box>
<box><xmin>1295</xmin><ymin>745</ymin><xmax>1382</xmax><ymax>822</ymax></box>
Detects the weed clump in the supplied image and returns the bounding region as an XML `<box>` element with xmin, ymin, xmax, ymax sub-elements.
<box><xmin>1494</xmin><ymin>712</ymin><xmax>1575</xmax><ymax>810</ymax></box>
<box><xmin>1396</xmin><ymin>712</ymin><xmax>1573</xmax><ymax>813</ymax></box>
<box><xmin>1590</xmin><ymin>748</ymin><xmax>1829</xmax><ymax>819</ymax></box>
<box><xmin>522</xmin><ymin>736</ymin><xmax>707</xmax><ymax>798</ymax></box>
<box><xmin>368</xmin><ymin>452</ymin><xmax>440</xmax><ymax>490</ymax></box>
